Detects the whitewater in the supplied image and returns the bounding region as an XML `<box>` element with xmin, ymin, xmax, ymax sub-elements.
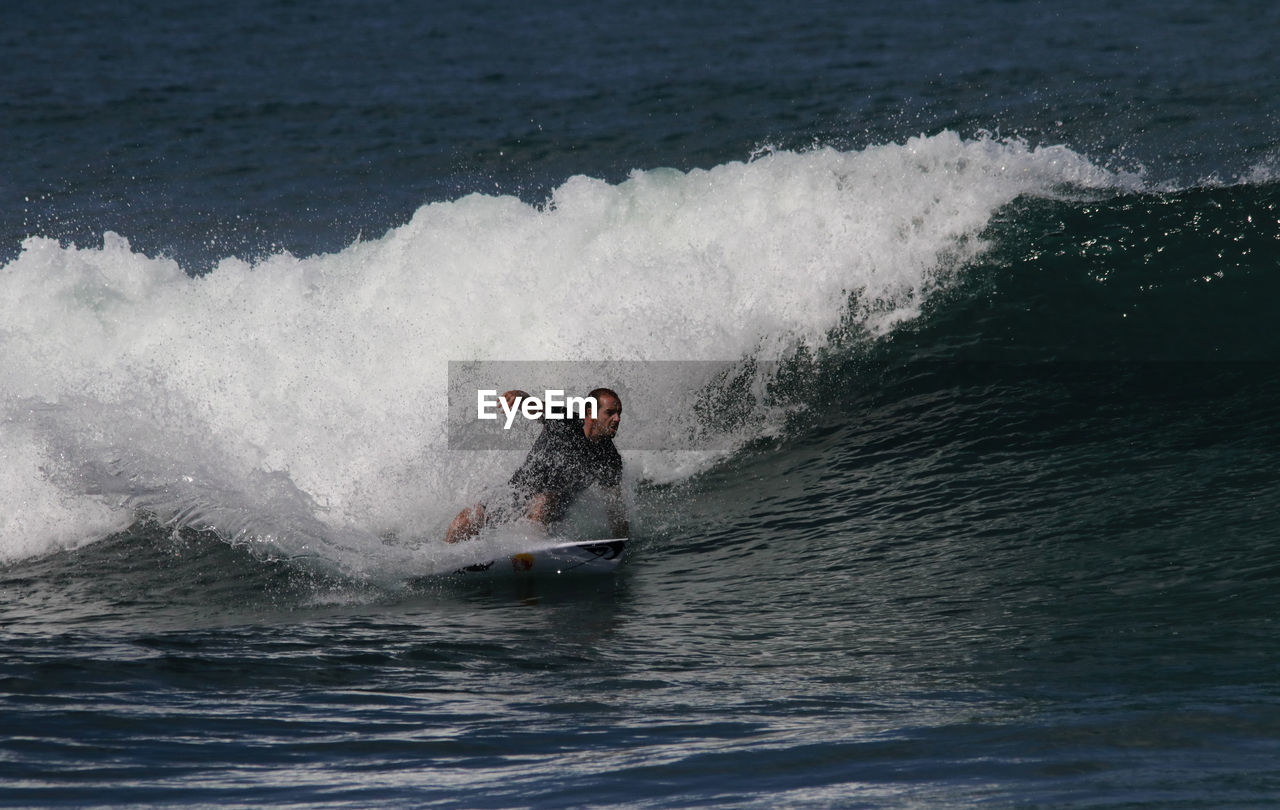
<box><xmin>1</xmin><ymin>134</ymin><xmax>1126</xmax><ymax>572</ymax></box>
<box><xmin>7</xmin><ymin>0</ymin><xmax>1280</xmax><ymax>805</ymax></box>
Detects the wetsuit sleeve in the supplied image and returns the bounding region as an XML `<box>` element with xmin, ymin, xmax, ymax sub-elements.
<box><xmin>596</xmin><ymin>444</ymin><xmax>622</xmax><ymax>488</ymax></box>
<box><xmin>509</xmin><ymin>420</ymin><xmax>580</xmax><ymax>498</ymax></box>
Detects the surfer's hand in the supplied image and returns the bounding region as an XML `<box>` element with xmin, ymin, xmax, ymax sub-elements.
<box><xmin>501</xmin><ymin>389</ymin><xmax>531</xmax><ymax>411</ymax></box>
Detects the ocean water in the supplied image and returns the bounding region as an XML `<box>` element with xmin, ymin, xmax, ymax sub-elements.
<box><xmin>3</xmin><ymin>0</ymin><xmax>1280</xmax><ymax>807</ymax></box>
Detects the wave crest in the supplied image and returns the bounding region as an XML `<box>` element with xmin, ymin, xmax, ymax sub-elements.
<box><xmin>0</xmin><ymin>132</ymin><xmax>1127</xmax><ymax>568</ymax></box>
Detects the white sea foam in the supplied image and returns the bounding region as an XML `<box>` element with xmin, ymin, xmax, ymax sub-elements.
<box><xmin>1241</xmin><ymin>148</ymin><xmax>1280</xmax><ymax>186</ymax></box>
<box><xmin>0</xmin><ymin>133</ymin><xmax>1124</xmax><ymax>569</ymax></box>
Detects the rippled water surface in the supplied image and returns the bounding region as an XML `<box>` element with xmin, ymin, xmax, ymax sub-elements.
<box><xmin>4</xmin><ymin>0</ymin><xmax>1280</xmax><ymax>806</ymax></box>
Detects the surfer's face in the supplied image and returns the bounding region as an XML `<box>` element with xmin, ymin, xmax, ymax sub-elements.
<box><xmin>584</xmin><ymin>394</ymin><xmax>622</xmax><ymax>440</ymax></box>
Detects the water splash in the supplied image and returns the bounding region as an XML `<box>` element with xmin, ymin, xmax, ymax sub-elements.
<box><xmin>0</xmin><ymin>132</ymin><xmax>1128</xmax><ymax>570</ymax></box>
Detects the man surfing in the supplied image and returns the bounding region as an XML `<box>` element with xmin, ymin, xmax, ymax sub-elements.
<box><xmin>444</xmin><ymin>387</ymin><xmax>628</xmax><ymax>543</ymax></box>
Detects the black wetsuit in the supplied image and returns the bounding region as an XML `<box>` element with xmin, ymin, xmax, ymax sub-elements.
<box><xmin>508</xmin><ymin>417</ymin><xmax>622</xmax><ymax>523</ymax></box>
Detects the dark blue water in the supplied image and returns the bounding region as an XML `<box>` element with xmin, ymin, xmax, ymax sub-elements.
<box><xmin>3</xmin><ymin>1</ymin><xmax>1280</xmax><ymax>807</ymax></box>
<box><xmin>7</xmin><ymin>0</ymin><xmax>1276</xmax><ymax>269</ymax></box>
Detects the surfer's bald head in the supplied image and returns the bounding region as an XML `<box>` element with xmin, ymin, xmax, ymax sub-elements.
<box><xmin>588</xmin><ymin>387</ymin><xmax>621</xmax><ymax>406</ymax></box>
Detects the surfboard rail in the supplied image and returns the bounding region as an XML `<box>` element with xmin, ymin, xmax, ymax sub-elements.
<box><xmin>458</xmin><ymin>538</ymin><xmax>627</xmax><ymax>576</ymax></box>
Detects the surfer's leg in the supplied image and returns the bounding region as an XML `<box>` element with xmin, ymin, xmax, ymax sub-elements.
<box><xmin>443</xmin><ymin>503</ymin><xmax>487</xmax><ymax>543</ymax></box>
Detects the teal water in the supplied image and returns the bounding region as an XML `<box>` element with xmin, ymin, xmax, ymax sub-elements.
<box><xmin>3</xmin><ymin>1</ymin><xmax>1280</xmax><ymax>807</ymax></box>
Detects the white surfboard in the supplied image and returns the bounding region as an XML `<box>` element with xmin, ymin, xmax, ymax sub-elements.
<box><xmin>459</xmin><ymin>538</ymin><xmax>627</xmax><ymax>576</ymax></box>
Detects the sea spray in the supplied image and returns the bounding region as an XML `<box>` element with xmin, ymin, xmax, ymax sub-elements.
<box><xmin>0</xmin><ymin>133</ymin><xmax>1127</xmax><ymax>571</ymax></box>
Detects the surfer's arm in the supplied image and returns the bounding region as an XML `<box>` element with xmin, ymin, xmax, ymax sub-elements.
<box><xmin>501</xmin><ymin>389</ymin><xmax>549</xmax><ymax>421</ymax></box>
<box><xmin>603</xmin><ymin>485</ymin><xmax>629</xmax><ymax>538</ymax></box>
<box><xmin>501</xmin><ymin>390</ymin><xmax>530</xmax><ymax>408</ymax></box>
<box><xmin>524</xmin><ymin>491</ymin><xmax>554</xmax><ymax>524</ymax></box>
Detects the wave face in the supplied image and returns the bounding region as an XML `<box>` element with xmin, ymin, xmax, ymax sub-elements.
<box><xmin>0</xmin><ymin>133</ymin><xmax>1132</xmax><ymax>571</ymax></box>
<box><xmin>916</xmin><ymin>181</ymin><xmax>1280</xmax><ymax>364</ymax></box>
<box><xmin>5</xmin><ymin>2</ymin><xmax>1280</xmax><ymax>805</ymax></box>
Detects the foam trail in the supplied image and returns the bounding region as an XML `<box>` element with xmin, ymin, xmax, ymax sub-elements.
<box><xmin>0</xmin><ymin>132</ymin><xmax>1128</xmax><ymax>571</ymax></box>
